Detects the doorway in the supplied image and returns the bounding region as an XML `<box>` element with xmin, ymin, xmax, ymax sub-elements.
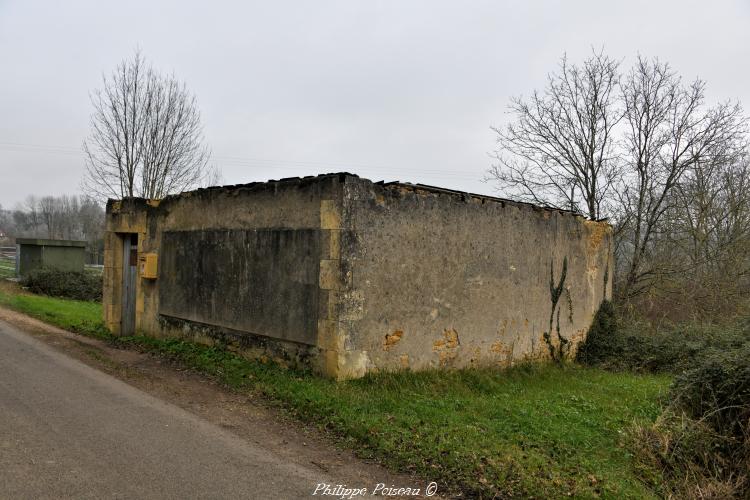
<box><xmin>121</xmin><ymin>233</ymin><xmax>138</xmax><ymax>335</ymax></box>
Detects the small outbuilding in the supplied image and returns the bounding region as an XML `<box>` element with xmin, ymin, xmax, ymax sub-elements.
<box><xmin>16</xmin><ymin>238</ymin><xmax>86</xmax><ymax>277</ymax></box>
<box><xmin>103</xmin><ymin>173</ymin><xmax>612</xmax><ymax>379</ymax></box>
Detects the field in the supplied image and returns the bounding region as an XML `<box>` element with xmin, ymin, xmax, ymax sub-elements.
<box><xmin>0</xmin><ymin>255</ymin><xmax>16</xmax><ymax>279</ymax></box>
<box><xmin>0</xmin><ymin>282</ymin><xmax>671</xmax><ymax>498</ymax></box>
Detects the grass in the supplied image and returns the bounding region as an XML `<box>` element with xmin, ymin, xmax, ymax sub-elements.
<box><xmin>0</xmin><ymin>282</ymin><xmax>671</xmax><ymax>498</ymax></box>
<box><xmin>0</xmin><ymin>281</ymin><xmax>107</xmax><ymax>338</ymax></box>
<box><xmin>0</xmin><ymin>257</ymin><xmax>16</xmax><ymax>279</ymax></box>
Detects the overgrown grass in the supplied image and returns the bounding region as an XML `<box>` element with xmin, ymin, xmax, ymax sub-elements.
<box><xmin>0</xmin><ymin>283</ymin><xmax>670</xmax><ymax>498</ymax></box>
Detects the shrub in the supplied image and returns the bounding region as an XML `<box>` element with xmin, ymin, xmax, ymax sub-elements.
<box><xmin>580</xmin><ymin>303</ymin><xmax>750</xmax><ymax>495</ymax></box>
<box><xmin>630</xmin><ymin>343</ymin><xmax>750</xmax><ymax>498</ymax></box>
<box><xmin>575</xmin><ymin>299</ymin><xmax>618</xmax><ymax>366</ymax></box>
<box><xmin>21</xmin><ymin>267</ymin><xmax>102</xmax><ymax>301</ymax></box>
<box><xmin>629</xmin><ymin>410</ymin><xmax>747</xmax><ymax>498</ymax></box>
<box><xmin>670</xmin><ymin>346</ymin><xmax>750</xmax><ymax>449</ymax></box>
<box><xmin>577</xmin><ymin>303</ymin><xmax>750</xmax><ymax>374</ymax></box>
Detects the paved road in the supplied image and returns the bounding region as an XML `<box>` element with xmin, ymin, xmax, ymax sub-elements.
<box><xmin>0</xmin><ymin>319</ymin><xmax>328</xmax><ymax>499</ymax></box>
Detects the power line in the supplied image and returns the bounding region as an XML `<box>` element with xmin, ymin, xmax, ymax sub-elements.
<box><xmin>0</xmin><ymin>142</ymin><xmax>82</xmax><ymax>156</ymax></box>
<box><xmin>0</xmin><ymin>142</ymin><xmax>482</xmax><ymax>179</ymax></box>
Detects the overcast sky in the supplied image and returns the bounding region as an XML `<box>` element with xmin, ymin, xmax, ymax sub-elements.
<box><xmin>1</xmin><ymin>0</ymin><xmax>748</xmax><ymax>207</ymax></box>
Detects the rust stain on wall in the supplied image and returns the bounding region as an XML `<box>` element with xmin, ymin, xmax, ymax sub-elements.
<box><xmin>399</xmin><ymin>354</ymin><xmax>409</xmax><ymax>368</ymax></box>
<box><xmin>490</xmin><ymin>340</ymin><xmax>516</xmax><ymax>366</ymax></box>
<box><xmin>570</xmin><ymin>328</ymin><xmax>586</xmax><ymax>344</ymax></box>
<box><xmin>383</xmin><ymin>329</ymin><xmax>403</xmax><ymax>350</ymax></box>
<box><xmin>490</xmin><ymin>341</ymin><xmax>509</xmax><ymax>355</ymax></box>
<box><xmin>438</xmin><ymin>350</ymin><xmax>457</xmax><ymax>366</ymax></box>
<box><xmin>585</xmin><ymin>220</ymin><xmax>610</xmax><ymax>253</ymax></box>
<box><xmin>433</xmin><ymin>328</ymin><xmax>460</xmax><ymax>351</ymax></box>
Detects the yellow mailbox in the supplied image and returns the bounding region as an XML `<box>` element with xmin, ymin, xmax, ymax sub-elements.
<box><xmin>138</xmin><ymin>253</ymin><xmax>158</xmax><ymax>279</ymax></box>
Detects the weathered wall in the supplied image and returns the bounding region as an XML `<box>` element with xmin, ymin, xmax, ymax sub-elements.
<box><xmin>18</xmin><ymin>245</ymin><xmax>42</xmax><ymax>276</ymax></box>
<box><xmin>17</xmin><ymin>239</ymin><xmax>86</xmax><ymax>276</ymax></box>
<box><xmin>158</xmin><ymin>228</ymin><xmax>321</xmax><ymax>345</ymax></box>
<box><xmin>103</xmin><ymin>175</ymin><xmax>346</xmax><ymax>376</ymax></box>
<box><xmin>103</xmin><ymin>173</ymin><xmax>612</xmax><ymax>380</ymax></box>
<box><xmin>40</xmin><ymin>246</ymin><xmax>86</xmax><ymax>273</ymax></box>
<box><xmin>332</xmin><ymin>177</ymin><xmax>612</xmax><ymax>377</ymax></box>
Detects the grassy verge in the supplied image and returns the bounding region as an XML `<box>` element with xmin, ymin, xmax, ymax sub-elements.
<box><xmin>0</xmin><ymin>283</ymin><xmax>670</xmax><ymax>498</ymax></box>
<box><xmin>0</xmin><ymin>281</ymin><xmax>108</xmax><ymax>338</ymax></box>
<box><xmin>0</xmin><ymin>257</ymin><xmax>16</xmax><ymax>279</ymax></box>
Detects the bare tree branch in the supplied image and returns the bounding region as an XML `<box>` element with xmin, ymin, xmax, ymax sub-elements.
<box><xmin>488</xmin><ymin>50</ymin><xmax>622</xmax><ymax>219</ymax></box>
<box><xmin>82</xmin><ymin>51</ymin><xmax>216</xmax><ymax>201</ymax></box>
<box><xmin>488</xmin><ymin>51</ymin><xmax>749</xmax><ymax>308</ymax></box>
<box><xmin>618</xmin><ymin>56</ymin><xmax>747</xmax><ymax>297</ymax></box>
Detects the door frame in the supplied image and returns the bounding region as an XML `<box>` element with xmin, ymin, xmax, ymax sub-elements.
<box><xmin>120</xmin><ymin>233</ymin><xmax>138</xmax><ymax>336</ymax></box>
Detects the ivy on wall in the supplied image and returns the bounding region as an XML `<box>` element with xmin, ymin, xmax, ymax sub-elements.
<box><xmin>543</xmin><ymin>257</ymin><xmax>570</xmax><ymax>362</ymax></box>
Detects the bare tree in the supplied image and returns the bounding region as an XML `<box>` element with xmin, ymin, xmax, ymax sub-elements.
<box><xmin>618</xmin><ymin>57</ymin><xmax>747</xmax><ymax>297</ymax></box>
<box><xmin>37</xmin><ymin>196</ymin><xmax>59</xmax><ymax>238</ymax></box>
<box><xmin>662</xmin><ymin>154</ymin><xmax>750</xmax><ymax>315</ymax></box>
<box><xmin>13</xmin><ymin>196</ymin><xmax>42</xmax><ymax>237</ymax></box>
<box><xmin>488</xmin><ymin>51</ymin><xmax>622</xmax><ymax>219</ymax></box>
<box><xmin>83</xmin><ymin>51</ymin><xmax>215</xmax><ymax>201</ymax></box>
<box><xmin>489</xmin><ymin>52</ymin><xmax>748</xmax><ymax>308</ymax></box>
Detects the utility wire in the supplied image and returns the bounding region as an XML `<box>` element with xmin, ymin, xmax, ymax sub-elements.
<box><xmin>0</xmin><ymin>142</ymin><xmax>480</xmax><ymax>179</ymax></box>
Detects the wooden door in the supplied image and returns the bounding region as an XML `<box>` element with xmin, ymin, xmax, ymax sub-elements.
<box><xmin>121</xmin><ymin>234</ymin><xmax>138</xmax><ymax>335</ymax></box>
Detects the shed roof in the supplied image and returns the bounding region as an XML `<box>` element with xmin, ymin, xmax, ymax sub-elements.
<box><xmin>15</xmin><ymin>238</ymin><xmax>86</xmax><ymax>248</ymax></box>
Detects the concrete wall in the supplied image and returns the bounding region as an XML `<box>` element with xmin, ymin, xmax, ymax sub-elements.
<box><xmin>17</xmin><ymin>239</ymin><xmax>86</xmax><ymax>276</ymax></box>
<box><xmin>103</xmin><ymin>174</ymin><xmax>346</xmax><ymax>376</ymax></box>
<box><xmin>40</xmin><ymin>246</ymin><xmax>86</xmax><ymax>272</ymax></box>
<box><xmin>330</xmin><ymin>177</ymin><xmax>612</xmax><ymax>378</ymax></box>
<box><xmin>18</xmin><ymin>245</ymin><xmax>42</xmax><ymax>276</ymax></box>
<box><xmin>158</xmin><ymin>228</ymin><xmax>322</xmax><ymax>345</ymax></box>
<box><xmin>103</xmin><ymin>173</ymin><xmax>612</xmax><ymax>379</ymax></box>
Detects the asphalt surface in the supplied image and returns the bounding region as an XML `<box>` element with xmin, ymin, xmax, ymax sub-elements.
<box><xmin>0</xmin><ymin>319</ymin><xmax>329</xmax><ymax>499</ymax></box>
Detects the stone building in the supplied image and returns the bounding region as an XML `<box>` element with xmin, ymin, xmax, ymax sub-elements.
<box><xmin>103</xmin><ymin>173</ymin><xmax>612</xmax><ymax>379</ymax></box>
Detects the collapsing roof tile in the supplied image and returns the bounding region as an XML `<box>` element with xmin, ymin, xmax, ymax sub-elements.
<box><xmin>111</xmin><ymin>172</ymin><xmax>603</xmax><ymax>221</ymax></box>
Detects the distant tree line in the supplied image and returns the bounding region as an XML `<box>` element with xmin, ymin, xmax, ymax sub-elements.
<box><xmin>0</xmin><ymin>196</ymin><xmax>105</xmax><ymax>264</ymax></box>
<box><xmin>489</xmin><ymin>50</ymin><xmax>750</xmax><ymax>321</ymax></box>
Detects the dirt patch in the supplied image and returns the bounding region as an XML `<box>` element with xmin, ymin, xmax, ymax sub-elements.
<box><xmin>0</xmin><ymin>307</ymin><xmax>443</xmax><ymax>498</ymax></box>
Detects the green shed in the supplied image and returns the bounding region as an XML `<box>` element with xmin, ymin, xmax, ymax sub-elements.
<box><xmin>16</xmin><ymin>238</ymin><xmax>86</xmax><ymax>277</ymax></box>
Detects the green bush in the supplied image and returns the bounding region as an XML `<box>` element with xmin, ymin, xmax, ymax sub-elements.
<box><xmin>577</xmin><ymin>302</ymin><xmax>750</xmax><ymax>374</ymax></box>
<box><xmin>631</xmin><ymin>348</ymin><xmax>750</xmax><ymax>498</ymax></box>
<box><xmin>575</xmin><ymin>299</ymin><xmax>618</xmax><ymax>366</ymax></box>
<box><xmin>21</xmin><ymin>267</ymin><xmax>102</xmax><ymax>301</ymax></box>
<box><xmin>670</xmin><ymin>346</ymin><xmax>750</xmax><ymax>446</ymax></box>
<box><xmin>629</xmin><ymin>409</ymin><xmax>747</xmax><ymax>498</ymax></box>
